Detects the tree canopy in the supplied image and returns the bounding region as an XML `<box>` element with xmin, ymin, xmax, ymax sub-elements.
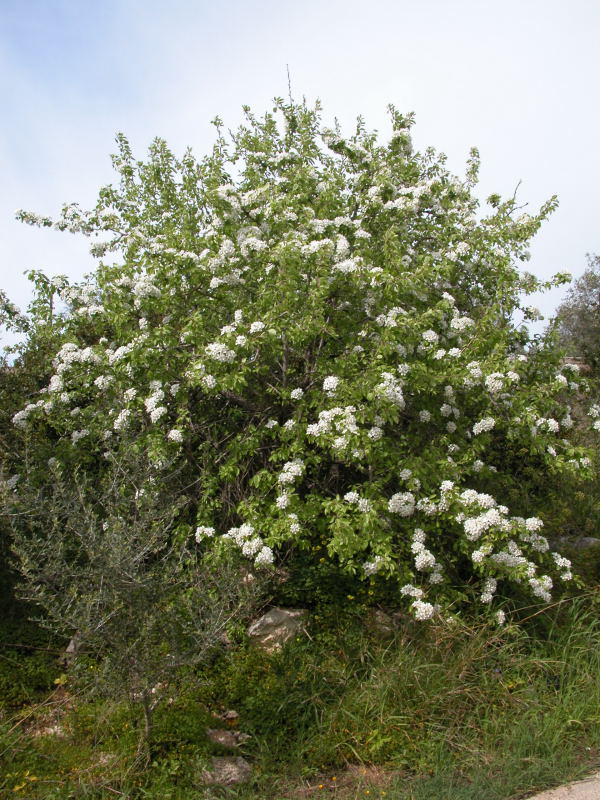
<box><xmin>555</xmin><ymin>253</ymin><xmax>600</xmax><ymax>370</ymax></box>
<box><xmin>4</xmin><ymin>98</ymin><xmax>598</xmax><ymax>622</ymax></box>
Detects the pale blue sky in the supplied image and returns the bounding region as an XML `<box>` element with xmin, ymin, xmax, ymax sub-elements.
<box><xmin>2</xmin><ymin>0</ymin><xmax>599</xmax><ymax>344</ymax></box>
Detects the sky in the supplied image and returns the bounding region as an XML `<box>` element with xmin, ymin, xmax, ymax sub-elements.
<box><xmin>1</xmin><ymin>0</ymin><xmax>599</xmax><ymax>346</ymax></box>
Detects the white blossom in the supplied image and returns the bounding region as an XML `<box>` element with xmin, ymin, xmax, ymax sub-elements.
<box><xmin>114</xmin><ymin>409</ymin><xmax>131</xmax><ymax>431</ymax></box>
<box><xmin>323</xmin><ymin>375</ymin><xmax>339</xmax><ymax>394</ymax></box>
<box><xmin>195</xmin><ymin>525</ymin><xmax>215</xmax><ymax>542</ymax></box>
<box><xmin>473</xmin><ymin>417</ymin><xmax>495</xmax><ymax>435</ymax></box>
<box><xmin>376</xmin><ymin>372</ymin><xmax>405</xmax><ymax>407</ymax></box>
<box><xmin>242</xmin><ymin>537</ymin><xmax>263</xmax><ymax>557</ymax></box>
<box><xmin>400</xmin><ymin>584</ymin><xmax>424</xmax><ymax>599</ymax></box>
<box><xmin>363</xmin><ymin>555</ymin><xmax>384</xmax><ymax>576</ymax></box>
<box><xmin>150</xmin><ymin>406</ymin><xmax>167</xmax><ymax>423</ymax></box>
<box><xmin>450</xmin><ymin>315</ymin><xmax>474</xmax><ymax>332</ymax></box>
<box><xmin>278</xmin><ymin>459</ymin><xmax>305</xmax><ymax>484</ymax></box>
<box><xmin>255</xmin><ymin>546</ymin><xmax>274</xmax><ymax>566</ymax></box>
<box><xmin>94</xmin><ymin>375</ymin><xmax>113</xmax><ymax>391</ymax></box>
<box><xmin>276</xmin><ymin>493</ymin><xmax>290</xmax><ymax>510</ymax></box>
<box><xmin>205</xmin><ymin>342</ymin><xmax>235</xmax><ymax>363</ymax></box>
<box><xmin>388</xmin><ymin>492</ymin><xmax>415</xmax><ymax>516</ymax></box>
<box><xmin>485</xmin><ymin>373</ymin><xmax>504</xmax><ymax>394</ymax></box>
<box><xmin>525</xmin><ymin>517</ymin><xmax>543</xmax><ymax>532</ymax></box>
<box><xmin>412</xmin><ymin>600</ymin><xmax>437</xmax><ymax>620</ymax></box>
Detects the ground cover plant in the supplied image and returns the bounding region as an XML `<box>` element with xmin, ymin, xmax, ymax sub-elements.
<box><xmin>0</xmin><ymin>597</ymin><xmax>599</xmax><ymax>798</ymax></box>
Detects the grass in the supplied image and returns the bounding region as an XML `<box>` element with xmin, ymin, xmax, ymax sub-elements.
<box><xmin>1</xmin><ymin>595</ymin><xmax>599</xmax><ymax>798</ymax></box>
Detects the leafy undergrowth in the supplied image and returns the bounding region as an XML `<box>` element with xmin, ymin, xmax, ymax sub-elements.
<box><xmin>1</xmin><ymin>596</ymin><xmax>599</xmax><ymax>799</ymax></box>
<box><xmin>0</xmin><ymin>615</ymin><xmax>65</xmax><ymax>711</ymax></box>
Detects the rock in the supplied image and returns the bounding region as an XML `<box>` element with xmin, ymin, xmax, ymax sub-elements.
<box><xmin>200</xmin><ymin>756</ymin><xmax>252</xmax><ymax>785</ymax></box>
<box><xmin>366</xmin><ymin>607</ymin><xmax>411</xmax><ymax>638</ymax></box>
<box><xmin>212</xmin><ymin>708</ymin><xmax>240</xmax><ymax>726</ymax></box>
<box><xmin>31</xmin><ymin>723</ymin><xmax>65</xmax><ymax>738</ymax></box>
<box><xmin>60</xmin><ymin>632</ymin><xmax>81</xmax><ymax>666</ymax></box>
<box><xmin>247</xmin><ymin>607</ymin><xmax>308</xmax><ymax>651</ymax></box>
<box><xmin>555</xmin><ymin>536</ymin><xmax>600</xmax><ymax>551</ymax></box>
<box><xmin>571</xmin><ymin>537</ymin><xmax>600</xmax><ymax>551</ymax></box>
<box><xmin>366</xmin><ymin>608</ymin><xmax>396</xmax><ymax>638</ymax></box>
<box><xmin>206</xmin><ymin>728</ymin><xmax>240</xmax><ymax>748</ymax></box>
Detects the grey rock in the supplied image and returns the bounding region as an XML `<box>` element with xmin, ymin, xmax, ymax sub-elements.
<box><xmin>212</xmin><ymin>708</ymin><xmax>240</xmax><ymax>725</ymax></box>
<box><xmin>366</xmin><ymin>608</ymin><xmax>411</xmax><ymax>638</ymax></box>
<box><xmin>201</xmin><ymin>756</ymin><xmax>252</xmax><ymax>785</ymax></box>
<box><xmin>366</xmin><ymin>608</ymin><xmax>396</xmax><ymax>638</ymax></box>
<box><xmin>247</xmin><ymin>607</ymin><xmax>308</xmax><ymax>651</ymax></box>
<box><xmin>555</xmin><ymin>536</ymin><xmax>600</xmax><ymax>551</ymax></box>
<box><xmin>207</xmin><ymin>728</ymin><xmax>240</xmax><ymax>748</ymax></box>
<box><xmin>31</xmin><ymin>723</ymin><xmax>65</xmax><ymax>738</ymax></box>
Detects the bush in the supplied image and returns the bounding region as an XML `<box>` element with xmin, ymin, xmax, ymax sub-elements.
<box><xmin>7</xmin><ymin>447</ymin><xmax>259</xmax><ymax>746</ymax></box>
<box><xmin>6</xmin><ymin>98</ymin><xmax>599</xmax><ymax>624</ymax></box>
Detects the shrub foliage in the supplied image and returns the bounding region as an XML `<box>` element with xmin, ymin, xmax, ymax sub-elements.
<box><xmin>5</xmin><ymin>98</ymin><xmax>599</xmax><ymax>622</ymax></box>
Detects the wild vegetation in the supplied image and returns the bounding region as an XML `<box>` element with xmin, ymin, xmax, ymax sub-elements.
<box><xmin>1</xmin><ymin>99</ymin><xmax>599</xmax><ymax>798</ymax></box>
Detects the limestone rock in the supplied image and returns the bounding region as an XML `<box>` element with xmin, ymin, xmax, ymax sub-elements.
<box><xmin>570</xmin><ymin>537</ymin><xmax>600</xmax><ymax>551</ymax></box>
<box><xmin>207</xmin><ymin>728</ymin><xmax>239</xmax><ymax>748</ymax></box>
<box><xmin>201</xmin><ymin>756</ymin><xmax>252</xmax><ymax>785</ymax></box>
<box><xmin>206</xmin><ymin>728</ymin><xmax>250</xmax><ymax>747</ymax></box>
<box><xmin>366</xmin><ymin>608</ymin><xmax>396</xmax><ymax>638</ymax></box>
<box><xmin>212</xmin><ymin>708</ymin><xmax>240</xmax><ymax>726</ymax></box>
<box><xmin>247</xmin><ymin>607</ymin><xmax>308</xmax><ymax>651</ymax></box>
<box><xmin>366</xmin><ymin>607</ymin><xmax>411</xmax><ymax>638</ymax></box>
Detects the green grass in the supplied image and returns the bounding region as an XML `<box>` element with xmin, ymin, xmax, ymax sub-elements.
<box><xmin>1</xmin><ymin>596</ymin><xmax>599</xmax><ymax>799</ymax></box>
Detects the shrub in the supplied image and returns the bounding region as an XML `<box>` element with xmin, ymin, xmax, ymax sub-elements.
<box><xmin>6</xmin><ymin>98</ymin><xmax>598</xmax><ymax>622</ymax></box>
<box><xmin>7</xmin><ymin>447</ymin><xmax>259</xmax><ymax>746</ymax></box>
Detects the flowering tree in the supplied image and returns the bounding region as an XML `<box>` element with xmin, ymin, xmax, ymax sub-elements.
<box><xmin>8</xmin><ymin>98</ymin><xmax>598</xmax><ymax>622</ymax></box>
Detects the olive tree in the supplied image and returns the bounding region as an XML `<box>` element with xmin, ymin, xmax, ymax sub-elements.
<box><xmin>6</xmin><ymin>446</ymin><xmax>257</xmax><ymax>746</ymax></box>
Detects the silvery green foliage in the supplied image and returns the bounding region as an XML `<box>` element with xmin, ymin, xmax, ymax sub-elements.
<box><xmin>10</xmin><ymin>99</ymin><xmax>597</xmax><ymax>620</ymax></box>
<box><xmin>8</xmin><ymin>449</ymin><xmax>256</xmax><ymax>739</ymax></box>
